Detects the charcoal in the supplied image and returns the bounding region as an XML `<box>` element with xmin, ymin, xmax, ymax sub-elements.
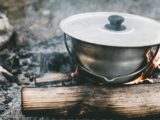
<box><xmin>18</xmin><ymin>49</ymin><xmax>31</xmax><ymax>58</ymax></box>
<box><xmin>11</xmin><ymin>69</ymin><xmax>22</xmax><ymax>75</ymax></box>
<box><xmin>29</xmin><ymin>74</ymin><xmax>40</xmax><ymax>81</ymax></box>
<box><xmin>20</xmin><ymin>59</ymin><xmax>31</xmax><ymax>66</ymax></box>
<box><xmin>0</xmin><ymin>94</ymin><xmax>6</xmax><ymax>103</ymax></box>
<box><xmin>25</xmin><ymin>72</ymin><xmax>40</xmax><ymax>81</ymax></box>
<box><xmin>0</xmin><ymin>106</ymin><xmax>5</xmax><ymax>114</ymax></box>
<box><xmin>0</xmin><ymin>54</ymin><xmax>10</xmax><ymax>64</ymax></box>
<box><xmin>48</xmin><ymin>53</ymin><xmax>69</xmax><ymax>71</ymax></box>
<box><xmin>12</xmin><ymin>55</ymin><xmax>20</xmax><ymax>68</ymax></box>
<box><xmin>0</xmin><ymin>76</ymin><xmax>8</xmax><ymax>83</ymax></box>
<box><xmin>11</xmin><ymin>48</ymin><xmax>19</xmax><ymax>53</ymax></box>
<box><xmin>30</xmin><ymin>62</ymin><xmax>40</xmax><ymax>67</ymax></box>
<box><xmin>5</xmin><ymin>59</ymin><xmax>12</xmax><ymax>66</ymax></box>
<box><xmin>2</xmin><ymin>63</ymin><xmax>12</xmax><ymax>73</ymax></box>
<box><xmin>3</xmin><ymin>96</ymin><xmax>12</xmax><ymax>104</ymax></box>
<box><xmin>0</xmin><ymin>76</ymin><xmax>12</xmax><ymax>89</ymax></box>
<box><xmin>1</xmin><ymin>83</ymin><xmax>11</xmax><ymax>90</ymax></box>
<box><xmin>0</xmin><ymin>35</ymin><xmax>94</xmax><ymax>119</ymax></box>
<box><xmin>29</xmin><ymin>75</ymin><xmax>36</xmax><ymax>81</ymax></box>
<box><xmin>24</xmin><ymin>72</ymin><xmax>31</xmax><ymax>78</ymax></box>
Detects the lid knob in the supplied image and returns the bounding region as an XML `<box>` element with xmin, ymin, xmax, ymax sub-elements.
<box><xmin>105</xmin><ymin>15</ymin><xmax>126</xmax><ymax>31</ymax></box>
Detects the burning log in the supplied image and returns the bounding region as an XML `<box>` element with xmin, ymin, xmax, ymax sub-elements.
<box><xmin>22</xmin><ymin>83</ymin><xmax>160</xmax><ymax>118</ymax></box>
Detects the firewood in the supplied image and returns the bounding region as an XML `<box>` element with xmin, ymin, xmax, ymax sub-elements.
<box><xmin>34</xmin><ymin>72</ymin><xmax>71</xmax><ymax>85</ymax></box>
<box><xmin>22</xmin><ymin>83</ymin><xmax>160</xmax><ymax>118</ymax></box>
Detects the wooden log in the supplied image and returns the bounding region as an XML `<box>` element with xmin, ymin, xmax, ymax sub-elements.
<box><xmin>34</xmin><ymin>73</ymin><xmax>71</xmax><ymax>85</ymax></box>
<box><xmin>22</xmin><ymin>83</ymin><xmax>160</xmax><ymax>118</ymax></box>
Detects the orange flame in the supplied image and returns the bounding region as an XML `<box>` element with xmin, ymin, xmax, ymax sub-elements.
<box><xmin>126</xmin><ymin>49</ymin><xmax>160</xmax><ymax>84</ymax></box>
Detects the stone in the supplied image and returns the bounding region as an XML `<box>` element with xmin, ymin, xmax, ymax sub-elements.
<box><xmin>0</xmin><ymin>13</ymin><xmax>13</xmax><ymax>49</ymax></box>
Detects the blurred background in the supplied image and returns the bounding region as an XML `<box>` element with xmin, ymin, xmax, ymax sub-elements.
<box><xmin>1</xmin><ymin>0</ymin><xmax>160</xmax><ymax>41</ymax></box>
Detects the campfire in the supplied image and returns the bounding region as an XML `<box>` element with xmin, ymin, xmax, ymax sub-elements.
<box><xmin>1</xmin><ymin>1</ymin><xmax>160</xmax><ymax>119</ymax></box>
<box><xmin>1</xmin><ymin>29</ymin><xmax>160</xmax><ymax>118</ymax></box>
<box><xmin>0</xmin><ymin>13</ymin><xmax>160</xmax><ymax>119</ymax></box>
<box><xmin>21</xmin><ymin>45</ymin><xmax>160</xmax><ymax>118</ymax></box>
<box><xmin>127</xmin><ymin>48</ymin><xmax>160</xmax><ymax>84</ymax></box>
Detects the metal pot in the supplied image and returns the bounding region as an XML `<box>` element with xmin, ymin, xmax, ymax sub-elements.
<box><xmin>60</xmin><ymin>12</ymin><xmax>160</xmax><ymax>84</ymax></box>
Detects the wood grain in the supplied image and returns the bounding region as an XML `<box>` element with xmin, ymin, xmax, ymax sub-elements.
<box><xmin>22</xmin><ymin>83</ymin><xmax>160</xmax><ymax>118</ymax></box>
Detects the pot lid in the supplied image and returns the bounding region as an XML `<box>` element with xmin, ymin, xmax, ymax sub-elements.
<box><xmin>60</xmin><ymin>12</ymin><xmax>160</xmax><ymax>47</ymax></box>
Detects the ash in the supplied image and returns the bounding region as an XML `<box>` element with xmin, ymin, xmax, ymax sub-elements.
<box><xmin>0</xmin><ymin>36</ymin><xmax>76</xmax><ymax>119</ymax></box>
<box><xmin>1</xmin><ymin>36</ymin><xmax>72</xmax><ymax>81</ymax></box>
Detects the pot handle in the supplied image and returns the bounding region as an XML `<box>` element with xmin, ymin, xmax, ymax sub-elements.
<box><xmin>64</xmin><ymin>34</ymin><xmax>76</xmax><ymax>64</ymax></box>
<box><xmin>64</xmin><ymin>34</ymin><xmax>72</xmax><ymax>58</ymax></box>
<box><xmin>64</xmin><ymin>33</ymin><xmax>160</xmax><ymax>83</ymax></box>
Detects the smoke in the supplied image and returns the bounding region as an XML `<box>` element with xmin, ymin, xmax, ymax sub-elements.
<box><xmin>20</xmin><ymin>0</ymin><xmax>160</xmax><ymax>41</ymax></box>
<box><xmin>19</xmin><ymin>0</ymin><xmax>160</xmax><ymax>73</ymax></box>
<box><xmin>0</xmin><ymin>0</ymin><xmax>160</xmax><ymax>48</ymax></box>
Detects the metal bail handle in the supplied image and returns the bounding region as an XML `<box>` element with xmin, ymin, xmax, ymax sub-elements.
<box><xmin>64</xmin><ymin>33</ymin><xmax>160</xmax><ymax>83</ymax></box>
<box><xmin>64</xmin><ymin>34</ymin><xmax>72</xmax><ymax>58</ymax></box>
<box><xmin>105</xmin><ymin>15</ymin><xmax>126</xmax><ymax>31</ymax></box>
<box><xmin>64</xmin><ymin>34</ymin><xmax>76</xmax><ymax>64</ymax></box>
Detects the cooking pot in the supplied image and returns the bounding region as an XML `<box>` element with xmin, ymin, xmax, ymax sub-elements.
<box><xmin>60</xmin><ymin>12</ymin><xmax>160</xmax><ymax>84</ymax></box>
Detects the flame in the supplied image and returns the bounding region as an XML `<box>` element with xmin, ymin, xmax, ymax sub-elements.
<box><xmin>126</xmin><ymin>48</ymin><xmax>160</xmax><ymax>85</ymax></box>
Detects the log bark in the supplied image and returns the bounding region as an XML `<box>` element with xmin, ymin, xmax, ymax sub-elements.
<box><xmin>22</xmin><ymin>83</ymin><xmax>160</xmax><ymax>118</ymax></box>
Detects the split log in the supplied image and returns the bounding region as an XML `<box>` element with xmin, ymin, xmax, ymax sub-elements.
<box><xmin>22</xmin><ymin>83</ymin><xmax>160</xmax><ymax>118</ymax></box>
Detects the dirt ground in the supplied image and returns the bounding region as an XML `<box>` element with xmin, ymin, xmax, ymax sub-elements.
<box><xmin>0</xmin><ymin>0</ymin><xmax>160</xmax><ymax>119</ymax></box>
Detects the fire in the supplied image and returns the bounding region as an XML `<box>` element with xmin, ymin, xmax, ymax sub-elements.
<box><xmin>127</xmin><ymin>48</ymin><xmax>160</xmax><ymax>85</ymax></box>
